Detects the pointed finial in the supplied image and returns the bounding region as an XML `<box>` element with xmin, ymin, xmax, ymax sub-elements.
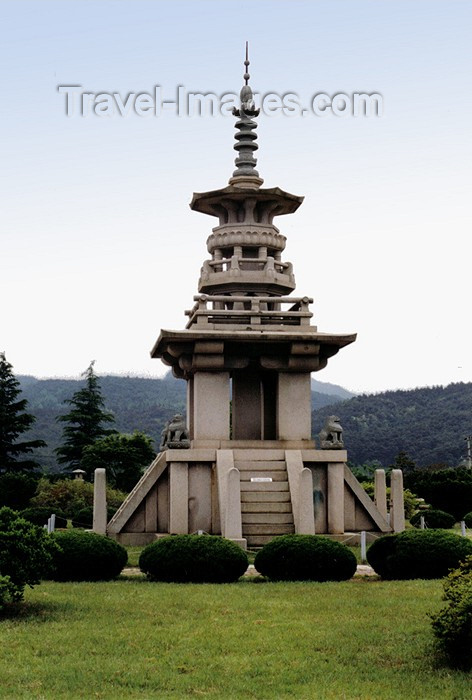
<box><xmin>229</xmin><ymin>42</ymin><xmax>263</xmax><ymax>188</ymax></box>
<box><xmin>244</xmin><ymin>41</ymin><xmax>250</xmax><ymax>85</ymax></box>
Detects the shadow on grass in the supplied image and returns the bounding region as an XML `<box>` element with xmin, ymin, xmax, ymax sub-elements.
<box><xmin>0</xmin><ymin>597</ymin><xmax>74</xmax><ymax>623</ymax></box>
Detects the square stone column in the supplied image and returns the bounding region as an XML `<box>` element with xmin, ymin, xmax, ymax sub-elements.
<box><xmin>169</xmin><ymin>462</ymin><xmax>188</xmax><ymax>534</ymax></box>
<box><xmin>277</xmin><ymin>373</ymin><xmax>312</xmax><ymax>440</ymax></box>
<box><xmin>93</xmin><ymin>468</ymin><xmax>107</xmax><ymax>535</ymax></box>
<box><xmin>327</xmin><ymin>463</ymin><xmax>345</xmax><ymax>534</ymax></box>
<box><xmin>193</xmin><ymin>371</ymin><xmax>230</xmax><ymax>440</ymax></box>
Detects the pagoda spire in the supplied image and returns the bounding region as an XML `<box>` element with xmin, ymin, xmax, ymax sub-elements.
<box><xmin>229</xmin><ymin>42</ymin><xmax>264</xmax><ymax>189</ymax></box>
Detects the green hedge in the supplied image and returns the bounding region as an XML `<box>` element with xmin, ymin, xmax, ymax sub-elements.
<box><xmin>410</xmin><ymin>509</ymin><xmax>456</xmax><ymax>529</ymax></box>
<box><xmin>254</xmin><ymin>534</ymin><xmax>357</xmax><ymax>582</ymax></box>
<box><xmin>139</xmin><ymin>535</ymin><xmax>248</xmax><ymax>583</ymax></box>
<box><xmin>50</xmin><ymin>530</ymin><xmax>127</xmax><ymax>581</ymax></box>
<box><xmin>367</xmin><ymin>529</ymin><xmax>472</xmax><ymax>580</ymax></box>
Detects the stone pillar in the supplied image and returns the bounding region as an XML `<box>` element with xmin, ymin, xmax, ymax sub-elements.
<box><xmin>187</xmin><ymin>377</ymin><xmax>194</xmax><ymax>440</ymax></box>
<box><xmin>374</xmin><ymin>469</ymin><xmax>388</xmax><ymax>521</ymax></box>
<box><xmin>169</xmin><ymin>462</ymin><xmax>188</xmax><ymax>534</ymax></box>
<box><xmin>277</xmin><ymin>373</ymin><xmax>312</xmax><ymax>440</ymax></box>
<box><xmin>193</xmin><ymin>372</ymin><xmax>230</xmax><ymax>440</ymax></box>
<box><xmin>327</xmin><ymin>463</ymin><xmax>344</xmax><ymax>534</ymax></box>
<box><xmin>390</xmin><ymin>469</ymin><xmax>405</xmax><ymax>532</ymax></box>
<box><xmin>93</xmin><ymin>468</ymin><xmax>107</xmax><ymax>535</ymax></box>
<box><xmin>233</xmin><ymin>368</ymin><xmax>262</xmax><ymax>439</ymax></box>
<box><xmin>298</xmin><ymin>468</ymin><xmax>315</xmax><ymax>534</ymax></box>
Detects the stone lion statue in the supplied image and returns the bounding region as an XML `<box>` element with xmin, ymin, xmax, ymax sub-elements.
<box><xmin>160</xmin><ymin>414</ymin><xmax>190</xmax><ymax>451</ymax></box>
<box><xmin>319</xmin><ymin>415</ymin><xmax>344</xmax><ymax>449</ymax></box>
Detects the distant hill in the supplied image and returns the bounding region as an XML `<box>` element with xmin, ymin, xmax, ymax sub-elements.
<box><xmin>311</xmin><ymin>378</ymin><xmax>356</xmax><ymax>409</ymax></box>
<box><xmin>312</xmin><ymin>383</ymin><xmax>472</xmax><ymax>468</ymax></box>
<box><xmin>18</xmin><ymin>373</ymin><xmax>352</xmax><ymax>471</ymax></box>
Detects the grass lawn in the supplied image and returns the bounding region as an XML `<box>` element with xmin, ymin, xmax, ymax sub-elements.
<box><xmin>0</xmin><ymin>577</ymin><xmax>470</xmax><ymax>699</ymax></box>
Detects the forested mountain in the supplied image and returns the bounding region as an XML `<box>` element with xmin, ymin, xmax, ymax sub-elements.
<box><xmin>18</xmin><ymin>373</ymin><xmax>351</xmax><ymax>471</ymax></box>
<box><xmin>21</xmin><ymin>373</ymin><xmax>471</xmax><ymax>471</ymax></box>
<box><xmin>311</xmin><ymin>378</ymin><xmax>355</xmax><ymax>409</ymax></box>
<box><xmin>19</xmin><ymin>374</ymin><xmax>186</xmax><ymax>471</ymax></box>
<box><xmin>312</xmin><ymin>383</ymin><xmax>472</xmax><ymax>468</ymax></box>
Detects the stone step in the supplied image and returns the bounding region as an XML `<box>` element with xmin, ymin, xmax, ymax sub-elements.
<box><xmin>242</xmin><ymin>523</ymin><xmax>295</xmax><ymax>535</ymax></box>
<box><xmin>240</xmin><ymin>481</ymin><xmax>289</xmax><ymax>492</ymax></box>
<box><xmin>241</xmin><ymin>491</ymin><xmax>291</xmax><ymax>503</ymax></box>
<box><xmin>232</xmin><ymin>449</ymin><xmax>285</xmax><ymax>461</ymax></box>
<box><xmin>242</xmin><ymin>512</ymin><xmax>294</xmax><ymax>525</ymax></box>
<box><xmin>234</xmin><ymin>461</ymin><xmax>286</xmax><ymax>471</ymax></box>
<box><xmin>239</xmin><ymin>470</ymin><xmax>288</xmax><ymax>482</ymax></box>
<box><xmin>241</xmin><ymin>502</ymin><xmax>292</xmax><ymax>513</ymax></box>
<box><xmin>246</xmin><ymin>535</ymin><xmax>279</xmax><ymax>548</ymax></box>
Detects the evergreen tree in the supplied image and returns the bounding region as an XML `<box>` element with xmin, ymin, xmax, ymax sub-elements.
<box><xmin>81</xmin><ymin>431</ymin><xmax>156</xmax><ymax>490</ymax></box>
<box><xmin>56</xmin><ymin>362</ymin><xmax>115</xmax><ymax>472</ymax></box>
<box><xmin>390</xmin><ymin>451</ymin><xmax>416</xmax><ymax>474</ymax></box>
<box><xmin>0</xmin><ymin>353</ymin><xmax>46</xmax><ymax>472</ymax></box>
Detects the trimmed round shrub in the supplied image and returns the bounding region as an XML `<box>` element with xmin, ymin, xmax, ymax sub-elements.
<box><xmin>50</xmin><ymin>530</ymin><xmax>127</xmax><ymax>581</ymax></box>
<box><xmin>254</xmin><ymin>534</ymin><xmax>357</xmax><ymax>582</ymax></box>
<box><xmin>463</xmin><ymin>512</ymin><xmax>472</xmax><ymax>528</ymax></box>
<box><xmin>139</xmin><ymin>535</ymin><xmax>248</xmax><ymax>583</ymax></box>
<box><xmin>21</xmin><ymin>506</ymin><xmax>68</xmax><ymax>529</ymax></box>
<box><xmin>410</xmin><ymin>509</ymin><xmax>456</xmax><ymax>529</ymax></box>
<box><xmin>367</xmin><ymin>529</ymin><xmax>472</xmax><ymax>580</ymax></box>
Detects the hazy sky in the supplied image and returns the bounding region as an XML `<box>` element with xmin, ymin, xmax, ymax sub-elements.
<box><xmin>2</xmin><ymin>0</ymin><xmax>471</xmax><ymax>394</ymax></box>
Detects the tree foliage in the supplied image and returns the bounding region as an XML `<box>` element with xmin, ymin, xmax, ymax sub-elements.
<box><xmin>31</xmin><ymin>477</ymin><xmax>126</xmax><ymax>518</ymax></box>
<box><xmin>404</xmin><ymin>467</ymin><xmax>472</xmax><ymax>520</ymax></box>
<box><xmin>0</xmin><ymin>353</ymin><xmax>45</xmax><ymax>472</ymax></box>
<box><xmin>55</xmin><ymin>362</ymin><xmax>115</xmax><ymax>471</ymax></box>
<box><xmin>19</xmin><ymin>373</ymin><xmax>185</xmax><ymax>471</ymax></box>
<box><xmin>81</xmin><ymin>431</ymin><xmax>155</xmax><ymax>490</ymax></box>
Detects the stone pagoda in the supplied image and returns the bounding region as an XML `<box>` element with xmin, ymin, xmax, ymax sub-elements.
<box><xmin>108</xmin><ymin>51</ymin><xmax>397</xmax><ymax>547</ymax></box>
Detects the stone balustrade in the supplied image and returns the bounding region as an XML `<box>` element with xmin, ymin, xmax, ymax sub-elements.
<box><xmin>185</xmin><ymin>294</ymin><xmax>314</xmax><ymax>329</ymax></box>
<box><xmin>203</xmin><ymin>256</ymin><xmax>291</xmax><ymax>274</ymax></box>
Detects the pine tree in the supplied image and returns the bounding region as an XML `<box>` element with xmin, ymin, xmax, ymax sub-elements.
<box><xmin>0</xmin><ymin>352</ymin><xmax>46</xmax><ymax>472</ymax></box>
<box><xmin>56</xmin><ymin>362</ymin><xmax>115</xmax><ymax>471</ymax></box>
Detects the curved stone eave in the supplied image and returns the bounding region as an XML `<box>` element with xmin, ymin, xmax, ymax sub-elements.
<box><xmin>190</xmin><ymin>186</ymin><xmax>304</xmax><ymax>217</ymax></box>
<box><xmin>150</xmin><ymin>328</ymin><xmax>357</xmax><ymax>360</ymax></box>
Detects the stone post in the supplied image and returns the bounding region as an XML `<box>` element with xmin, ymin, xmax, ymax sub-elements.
<box><xmin>390</xmin><ymin>469</ymin><xmax>405</xmax><ymax>532</ymax></box>
<box><xmin>327</xmin><ymin>463</ymin><xmax>345</xmax><ymax>534</ymax></box>
<box><xmin>93</xmin><ymin>468</ymin><xmax>107</xmax><ymax>535</ymax></box>
<box><xmin>225</xmin><ymin>467</ymin><xmax>246</xmax><ymax>548</ymax></box>
<box><xmin>374</xmin><ymin>469</ymin><xmax>388</xmax><ymax>521</ymax></box>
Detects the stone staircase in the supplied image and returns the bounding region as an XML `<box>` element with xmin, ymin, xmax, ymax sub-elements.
<box><xmin>234</xmin><ymin>450</ymin><xmax>295</xmax><ymax>548</ymax></box>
